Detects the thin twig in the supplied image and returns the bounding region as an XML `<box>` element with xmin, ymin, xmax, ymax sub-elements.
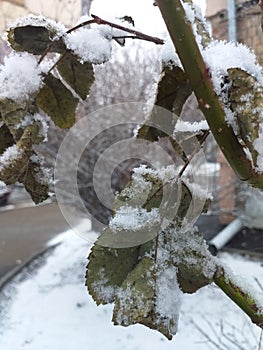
<box><xmin>91</xmin><ymin>14</ymin><xmax>164</xmax><ymax>45</ymax></box>
<box><xmin>178</xmin><ymin>130</ymin><xmax>210</xmax><ymax>177</ymax></box>
<box><xmin>255</xmin><ymin>277</ymin><xmax>263</xmax><ymax>292</ymax></box>
<box><xmin>259</xmin><ymin>329</ymin><xmax>263</xmax><ymax>350</ymax></box>
<box><xmin>191</xmin><ymin>319</ymin><xmax>226</xmax><ymax>350</ymax></box>
<box><xmin>220</xmin><ymin>320</ymin><xmax>246</xmax><ymax>350</ymax></box>
<box><xmin>38</xmin><ymin>15</ymin><xmax>164</xmax><ymax>69</ymax></box>
<box><xmin>47</xmin><ymin>51</ymin><xmax>68</xmax><ymax>74</ymax></box>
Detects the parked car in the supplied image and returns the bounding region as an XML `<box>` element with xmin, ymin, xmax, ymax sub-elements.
<box><xmin>0</xmin><ymin>181</ymin><xmax>12</xmax><ymax>206</ymax></box>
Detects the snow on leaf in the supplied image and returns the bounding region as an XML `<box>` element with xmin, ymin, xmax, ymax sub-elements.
<box><xmin>109</xmin><ymin>206</ymin><xmax>161</xmax><ymax>232</ymax></box>
<box><xmin>86</xmin><ymin>244</ymin><xmax>140</xmax><ymax>305</ymax></box>
<box><xmin>9</xmin><ymin>14</ymin><xmax>67</xmax><ymax>37</ymax></box>
<box><xmin>228</xmin><ymin>68</ymin><xmax>263</xmax><ymax>172</ymax></box>
<box><xmin>112</xmin><ymin>258</ymin><xmax>163</xmax><ymax>335</ymax></box>
<box><xmin>112</xmin><ymin>245</ymin><xmax>182</xmax><ymax>340</ymax></box>
<box><xmin>64</xmin><ymin>28</ymin><xmax>112</xmax><ymax>64</ymax></box>
<box><xmin>203</xmin><ymin>40</ymin><xmax>263</xmax><ymax>97</ymax></box>
<box><xmin>0</xmin><ymin>143</ymin><xmax>26</xmax><ymax>184</ymax></box>
<box><xmin>172</xmin><ymin>226</ymin><xmax>216</xmax><ymax>293</ymax></box>
<box><xmin>36</xmin><ymin>73</ymin><xmax>78</xmax><ymax>128</ymax></box>
<box><xmin>0</xmin><ymin>53</ymin><xmax>44</xmax><ymax>103</ymax></box>
<box><xmin>57</xmin><ymin>52</ymin><xmax>95</xmax><ymax>100</ymax></box>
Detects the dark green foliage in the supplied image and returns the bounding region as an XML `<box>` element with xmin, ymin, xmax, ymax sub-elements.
<box><xmin>57</xmin><ymin>52</ymin><xmax>95</xmax><ymax>100</ymax></box>
<box><xmin>21</xmin><ymin>159</ymin><xmax>49</xmax><ymax>204</ymax></box>
<box><xmin>137</xmin><ymin>65</ymin><xmax>192</xmax><ymax>141</ymax></box>
<box><xmin>36</xmin><ymin>73</ymin><xmax>78</xmax><ymax>128</ymax></box>
<box><xmin>86</xmin><ymin>244</ymin><xmax>140</xmax><ymax>304</ymax></box>
<box><xmin>0</xmin><ymin>124</ymin><xmax>14</xmax><ymax>154</ymax></box>
<box><xmin>7</xmin><ymin>25</ymin><xmax>66</xmax><ymax>55</ymax></box>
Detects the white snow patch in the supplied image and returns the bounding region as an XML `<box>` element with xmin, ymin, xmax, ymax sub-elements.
<box><xmin>160</xmin><ymin>33</ymin><xmax>181</xmax><ymax>66</ymax></box>
<box><xmin>9</xmin><ymin>14</ymin><xmax>67</xmax><ymax>38</ymax></box>
<box><xmin>65</xmin><ymin>28</ymin><xmax>112</xmax><ymax>64</ymax></box>
<box><xmin>203</xmin><ymin>41</ymin><xmax>263</xmax><ymax>95</ymax></box>
<box><xmin>0</xmin><ymin>144</ymin><xmax>21</xmax><ymax>171</ymax></box>
<box><xmin>174</xmin><ymin>120</ymin><xmax>209</xmax><ymax>133</ymax></box>
<box><xmin>0</xmin><ymin>53</ymin><xmax>43</xmax><ymax>103</ymax></box>
<box><xmin>109</xmin><ymin>206</ymin><xmax>161</xmax><ymax>232</ymax></box>
<box><xmin>156</xmin><ymin>266</ymin><xmax>182</xmax><ymax>335</ymax></box>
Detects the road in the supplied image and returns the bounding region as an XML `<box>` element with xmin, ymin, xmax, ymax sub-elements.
<box><xmin>0</xmin><ymin>203</ymin><xmax>70</xmax><ymax>278</ymax></box>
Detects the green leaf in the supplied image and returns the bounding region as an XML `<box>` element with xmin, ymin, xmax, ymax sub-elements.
<box><xmin>86</xmin><ymin>244</ymin><xmax>140</xmax><ymax>305</ymax></box>
<box><xmin>174</xmin><ymin>227</ymin><xmax>215</xmax><ymax>293</ymax></box>
<box><xmin>57</xmin><ymin>52</ymin><xmax>95</xmax><ymax>100</ymax></box>
<box><xmin>113</xmin><ymin>257</ymin><xmax>179</xmax><ymax>340</ymax></box>
<box><xmin>36</xmin><ymin>73</ymin><xmax>78</xmax><ymax>128</ymax></box>
<box><xmin>7</xmin><ymin>25</ymin><xmax>65</xmax><ymax>54</ymax></box>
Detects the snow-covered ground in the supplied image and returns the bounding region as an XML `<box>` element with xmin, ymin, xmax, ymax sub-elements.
<box><xmin>0</xmin><ymin>224</ymin><xmax>263</xmax><ymax>350</ymax></box>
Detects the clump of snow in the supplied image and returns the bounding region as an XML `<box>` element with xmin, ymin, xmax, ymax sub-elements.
<box><xmin>0</xmin><ymin>144</ymin><xmax>22</xmax><ymax>171</ymax></box>
<box><xmin>160</xmin><ymin>33</ymin><xmax>181</xmax><ymax>67</ymax></box>
<box><xmin>174</xmin><ymin>120</ymin><xmax>209</xmax><ymax>133</ymax></box>
<box><xmin>132</xmin><ymin>164</ymin><xmax>179</xmax><ymax>184</ymax></box>
<box><xmin>9</xmin><ymin>14</ymin><xmax>67</xmax><ymax>38</ymax></box>
<box><xmin>109</xmin><ymin>206</ymin><xmax>161</xmax><ymax>232</ymax></box>
<box><xmin>65</xmin><ymin>28</ymin><xmax>112</xmax><ymax>64</ymax></box>
<box><xmin>203</xmin><ymin>41</ymin><xmax>263</xmax><ymax>95</ymax></box>
<box><xmin>0</xmin><ymin>53</ymin><xmax>44</xmax><ymax>103</ymax></box>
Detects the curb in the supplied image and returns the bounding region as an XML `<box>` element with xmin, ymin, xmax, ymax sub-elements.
<box><xmin>0</xmin><ymin>198</ymin><xmax>53</xmax><ymax>212</ymax></box>
<box><xmin>0</xmin><ymin>242</ymin><xmax>60</xmax><ymax>291</ymax></box>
